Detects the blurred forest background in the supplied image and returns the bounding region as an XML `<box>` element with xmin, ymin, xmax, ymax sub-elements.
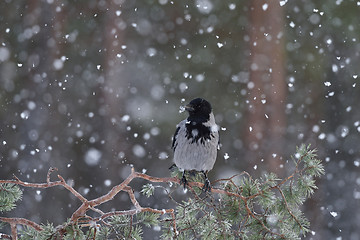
<box><xmin>1</xmin><ymin>0</ymin><xmax>360</xmax><ymax>239</ymax></box>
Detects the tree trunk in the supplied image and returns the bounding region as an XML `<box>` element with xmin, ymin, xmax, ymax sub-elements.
<box><xmin>246</xmin><ymin>1</ymin><xmax>287</xmax><ymax>174</ymax></box>
<box><xmin>102</xmin><ymin>2</ymin><xmax>129</xmax><ymax>169</ymax></box>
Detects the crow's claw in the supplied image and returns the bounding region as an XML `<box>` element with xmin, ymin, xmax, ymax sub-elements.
<box><xmin>180</xmin><ymin>172</ymin><xmax>188</xmax><ymax>189</ymax></box>
<box><xmin>202</xmin><ymin>178</ymin><xmax>211</xmax><ymax>192</ymax></box>
<box><xmin>201</xmin><ymin>171</ymin><xmax>212</xmax><ymax>192</ymax></box>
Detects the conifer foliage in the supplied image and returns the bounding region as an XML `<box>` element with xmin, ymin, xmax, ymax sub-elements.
<box><xmin>0</xmin><ymin>145</ymin><xmax>324</xmax><ymax>239</ymax></box>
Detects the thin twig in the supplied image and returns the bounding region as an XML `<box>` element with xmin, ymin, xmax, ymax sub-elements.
<box><xmin>0</xmin><ymin>217</ymin><xmax>43</xmax><ymax>231</ymax></box>
<box><xmin>47</xmin><ymin>167</ymin><xmax>58</xmax><ymax>184</ymax></box>
<box><xmin>275</xmin><ymin>186</ymin><xmax>303</xmax><ymax>229</ymax></box>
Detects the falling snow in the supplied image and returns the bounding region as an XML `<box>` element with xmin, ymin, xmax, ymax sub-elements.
<box><xmin>330</xmin><ymin>211</ymin><xmax>338</xmax><ymax>218</ymax></box>
<box><xmin>262</xmin><ymin>4</ymin><xmax>268</xmax><ymax>11</ymax></box>
<box><xmin>279</xmin><ymin>0</ymin><xmax>288</xmax><ymax>6</ymax></box>
<box><xmin>228</xmin><ymin>3</ymin><xmax>236</xmax><ymax>10</ymax></box>
<box><xmin>132</xmin><ymin>144</ymin><xmax>146</xmax><ymax>158</ymax></box>
<box><xmin>84</xmin><ymin>148</ymin><xmax>102</xmax><ymax>166</ymax></box>
<box><xmin>0</xmin><ymin>1</ymin><xmax>358</xmax><ymax>239</ymax></box>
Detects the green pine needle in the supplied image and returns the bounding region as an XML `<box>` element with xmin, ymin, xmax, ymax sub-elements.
<box><xmin>141</xmin><ymin>183</ymin><xmax>155</xmax><ymax>198</ymax></box>
<box><xmin>0</xmin><ymin>183</ymin><xmax>23</xmax><ymax>213</ymax></box>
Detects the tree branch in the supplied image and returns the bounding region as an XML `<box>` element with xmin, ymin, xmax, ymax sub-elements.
<box><xmin>0</xmin><ymin>148</ymin><xmax>322</xmax><ymax>240</ymax></box>
<box><xmin>0</xmin><ymin>169</ymin><xmax>266</xmax><ymax>238</ymax></box>
<box><xmin>0</xmin><ymin>217</ymin><xmax>43</xmax><ymax>231</ymax></box>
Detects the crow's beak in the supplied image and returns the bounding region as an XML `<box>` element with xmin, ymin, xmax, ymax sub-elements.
<box><xmin>185</xmin><ymin>104</ymin><xmax>194</xmax><ymax>112</ymax></box>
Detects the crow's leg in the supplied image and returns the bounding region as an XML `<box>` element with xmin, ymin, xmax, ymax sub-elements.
<box><xmin>202</xmin><ymin>171</ymin><xmax>211</xmax><ymax>192</ymax></box>
<box><xmin>180</xmin><ymin>170</ymin><xmax>188</xmax><ymax>189</ymax></box>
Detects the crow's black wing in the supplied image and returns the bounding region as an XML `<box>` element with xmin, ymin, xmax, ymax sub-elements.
<box><xmin>171</xmin><ymin>126</ymin><xmax>180</xmax><ymax>151</ymax></box>
<box><xmin>217</xmin><ymin>131</ymin><xmax>221</xmax><ymax>150</ymax></box>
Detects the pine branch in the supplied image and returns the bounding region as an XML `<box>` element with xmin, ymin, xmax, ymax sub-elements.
<box><xmin>0</xmin><ymin>145</ymin><xmax>324</xmax><ymax>239</ymax></box>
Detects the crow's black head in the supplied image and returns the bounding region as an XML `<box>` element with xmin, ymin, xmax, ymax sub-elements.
<box><xmin>185</xmin><ymin>98</ymin><xmax>212</xmax><ymax>121</ymax></box>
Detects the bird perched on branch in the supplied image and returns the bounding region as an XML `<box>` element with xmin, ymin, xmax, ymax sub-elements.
<box><xmin>171</xmin><ymin>98</ymin><xmax>220</xmax><ymax>192</ymax></box>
